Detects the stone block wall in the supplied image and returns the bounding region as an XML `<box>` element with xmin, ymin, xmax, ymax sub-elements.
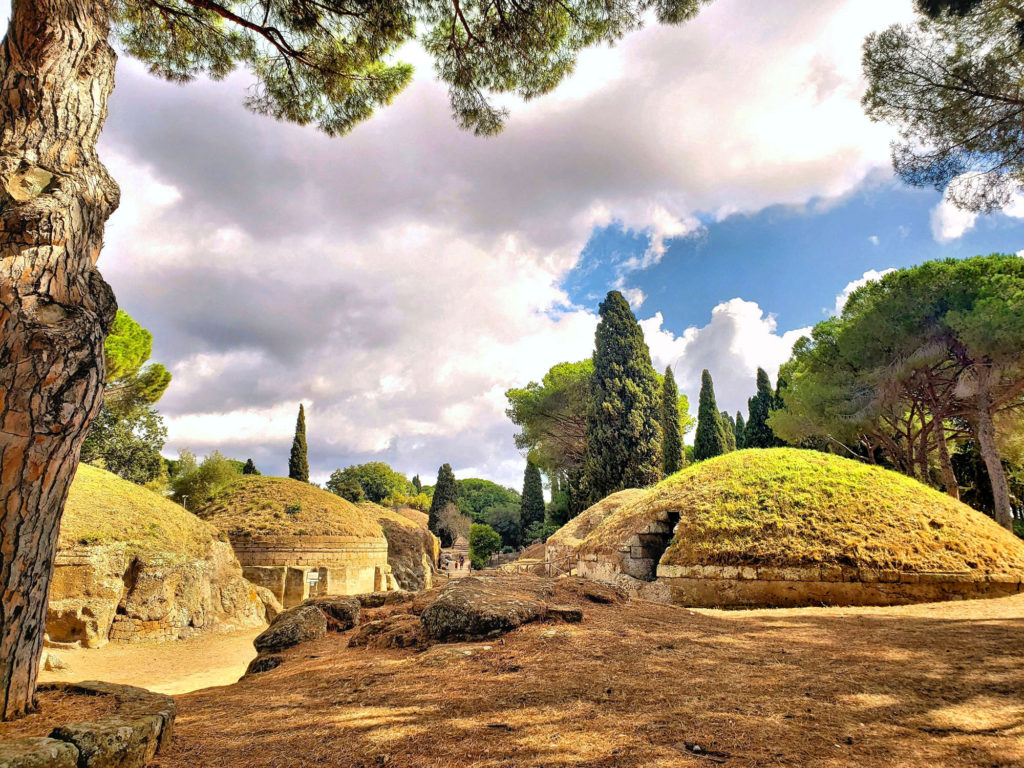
<box><xmin>234</xmin><ymin>535</ymin><xmax>393</xmax><ymax>607</ymax></box>
<box><xmin>656</xmin><ymin>564</ymin><xmax>1024</xmax><ymax>607</ymax></box>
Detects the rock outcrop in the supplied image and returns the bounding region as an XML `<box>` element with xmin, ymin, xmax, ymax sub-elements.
<box><xmin>363</xmin><ymin>504</ymin><xmax>439</xmax><ymax>592</ymax></box>
<box><xmin>46</xmin><ymin>465</ymin><xmax>277</xmax><ymax>647</ymax></box>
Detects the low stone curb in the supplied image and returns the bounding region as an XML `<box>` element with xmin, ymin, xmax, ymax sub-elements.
<box><xmin>0</xmin><ymin>681</ymin><xmax>175</xmax><ymax>768</ymax></box>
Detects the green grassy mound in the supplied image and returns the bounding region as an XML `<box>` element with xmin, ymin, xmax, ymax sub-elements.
<box><xmin>199</xmin><ymin>476</ymin><xmax>384</xmax><ymax>539</ymax></box>
<box><xmin>580</xmin><ymin>449</ymin><xmax>1024</xmax><ymax>574</ymax></box>
<box><xmin>63</xmin><ymin>464</ymin><xmax>216</xmax><ymax>560</ymax></box>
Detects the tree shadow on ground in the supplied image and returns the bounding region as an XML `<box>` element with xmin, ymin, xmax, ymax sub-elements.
<box><xmin>152</xmin><ymin>594</ymin><xmax>1024</xmax><ymax>768</ymax></box>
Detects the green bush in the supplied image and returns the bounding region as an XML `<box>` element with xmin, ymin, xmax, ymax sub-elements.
<box><xmin>468</xmin><ymin>523</ymin><xmax>502</xmax><ymax>569</ymax></box>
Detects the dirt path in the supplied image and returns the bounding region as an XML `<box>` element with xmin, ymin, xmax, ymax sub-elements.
<box><xmin>39</xmin><ymin>627</ymin><xmax>261</xmax><ymax>695</ymax></box>
<box><xmin>153</xmin><ymin>589</ymin><xmax>1024</xmax><ymax>768</ymax></box>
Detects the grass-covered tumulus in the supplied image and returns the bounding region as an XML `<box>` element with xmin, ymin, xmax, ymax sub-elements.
<box><xmin>198</xmin><ymin>476</ymin><xmax>383</xmax><ymax>539</ymax></box>
<box><xmin>63</xmin><ymin>464</ymin><xmax>216</xmax><ymax>560</ymax></box>
<box><xmin>579</xmin><ymin>448</ymin><xmax>1024</xmax><ymax>574</ymax></box>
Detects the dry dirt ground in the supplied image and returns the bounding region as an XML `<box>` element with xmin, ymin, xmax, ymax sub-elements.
<box><xmin>39</xmin><ymin>627</ymin><xmax>260</xmax><ymax>695</ymax></box>
<box><xmin>150</xmin><ymin>589</ymin><xmax>1024</xmax><ymax>768</ymax></box>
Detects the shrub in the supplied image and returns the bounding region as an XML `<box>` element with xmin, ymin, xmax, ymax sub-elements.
<box><xmin>469</xmin><ymin>523</ymin><xmax>502</xmax><ymax>569</ymax></box>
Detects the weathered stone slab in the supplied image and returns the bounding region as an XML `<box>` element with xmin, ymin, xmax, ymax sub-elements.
<box><xmin>0</xmin><ymin>737</ymin><xmax>78</xmax><ymax>768</ymax></box>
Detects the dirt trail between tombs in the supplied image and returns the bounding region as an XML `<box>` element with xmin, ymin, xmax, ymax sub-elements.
<box><xmin>151</xmin><ymin>592</ymin><xmax>1024</xmax><ymax>768</ymax></box>
<box><xmin>39</xmin><ymin>627</ymin><xmax>260</xmax><ymax>695</ymax></box>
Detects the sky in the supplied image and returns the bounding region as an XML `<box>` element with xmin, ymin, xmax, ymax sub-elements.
<box><xmin>5</xmin><ymin>0</ymin><xmax>1024</xmax><ymax>489</ymax></box>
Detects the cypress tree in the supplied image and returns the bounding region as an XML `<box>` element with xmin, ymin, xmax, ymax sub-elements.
<box><xmin>412</xmin><ymin>474</ymin><xmax>422</xmax><ymax>494</ymax></box>
<box><xmin>734</xmin><ymin>412</ymin><xmax>746</xmax><ymax>450</ymax></box>
<box><xmin>428</xmin><ymin>463</ymin><xmax>459</xmax><ymax>546</ymax></box>
<box><xmin>288</xmin><ymin>404</ymin><xmax>309</xmax><ymax>482</ymax></box>
<box><xmin>520</xmin><ymin>461</ymin><xmax>546</xmax><ymax>530</ymax></box>
<box><xmin>242</xmin><ymin>458</ymin><xmax>260</xmax><ymax>475</ymax></box>
<box><xmin>745</xmin><ymin>367</ymin><xmax>777</xmax><ymax>448</ymax></box>
<box><xmin>660</xmin><ymin>366</ymin><xmax>684</xmax><ymax>475</ymax></box>
<box><xmin>582</xmin><ymin>291</ymin><xmax>663</xmax><ymax>504</ymax></box>
<box><xmin>694</xmin><ymin>370</ymin><xmax>727</xmax><ymax>461</ymax></box>
<box><xmin>720</xmin><ymin>411</ymin><xmax>737</xmax><ymax>451</ymax></box>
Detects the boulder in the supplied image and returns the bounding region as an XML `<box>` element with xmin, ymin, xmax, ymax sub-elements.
<box><xmin>253</xmin><ymin>604</ymin><xmax>327</xmax><ymax>654</ymax></box>
<box><xmin>303</xmin><ymin>596</ymin><xmax>360</xmax><ymax>632</ymax></box>
<box><xmin>245</xmin><ymin>655</ymin><xmax>284</xmax><ymax>676</ymax></box>
<box><xmin>420</xmin><ymin>577</ymin><xmax>547</xmax><ymax>642</ymax></box>
<box><xmin>355</xmin><ymin>590</ymin><xmax>412</xmax><ymax>609</ymax></box>
<box><xmin>348</xmin><ymin>615</ymin><xmax>422</xmax><ymax>650</ymax></box>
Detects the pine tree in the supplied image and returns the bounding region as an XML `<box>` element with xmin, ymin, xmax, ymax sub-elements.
<box><xmin>288</xmin><ymin>404</ymin><xmax>309</xmax><ymax>482</ymax></box>
<box><xmin>720</xmin><ymin>411</ymin><xmax>737</xmax><ymax>451</ymax></box>
<box><xmin>242</xmin><ymin>458</ymin><xmax>260</xmax><ymax>475</ymax></box>
<box><xmin>694</xmin><ymin>370</ymin><xmax>728</xmax><ymax>461</ymax></box>
<box><xmin>660</xmin><ymin>366</ymin><xmax>684</xmax><ymax>475</ymax></box>
<box><xmin>412</xmin><ymin>474</ymin><xmax>422</xmax><ymax>494</ymax></box>
<box><xmin>582</xmin><ymin>291</ymin><xmax>663</xmax><ymax>504</ymax></box>
<box><xmin>520</xmin><ymin>461</ymin><xmax>546</xmax><ymax>531</ymax></box>
<box><xmin>734</xmin><ymin>412</ymin><xmax>746</xmax><ymax>450</ymax></box>
<box><xmin>745</xmin><ymin>367</ymin><xmax>778</xmax><ymax>449</ymax></box>
<box><xmin>428</xmin><ymin>463</ymin><xmax>459</xmax><ymax>547</ymax></box>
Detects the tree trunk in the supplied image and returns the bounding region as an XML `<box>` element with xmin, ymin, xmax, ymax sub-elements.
<box><xmin>0</xmin><ymin>0</ymin><xmax>117</xmax><ymax>719</ymax></box>
<box><xmin>932</xmin><ymin>419</ymin><xmax>959</xmax><ymax>500</ymax></box>
<box><xmin>974</xmin><ymin>368</ymin><xmax>1013</xmax><ymax>531</ymax></box>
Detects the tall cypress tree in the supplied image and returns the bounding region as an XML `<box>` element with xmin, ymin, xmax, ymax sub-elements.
<box><xmin>242</xmin><ymin>458</ymin><xmax>260</xmax><ymax>475</ymax></box>
<box><xmin>288</xmin><ymin>404</ymin><xmax>309</xmax><ymax>482</ymax></box>
<box><xmin>694</xmin><ymin>370</ymin><xmax>727</xmax><ymax>461</ymax></box>
<box><xmin>745</xmin><ymin>367</ymin><xmax>778</xmax><ymax>449</ymax></box>
<box><xmin>660</xmin><ymin>366</ymin><xmax>684</xmax><ymax>475</ymax></box>
<box><xmin>720</xmin><ymin>411</ymin><xmax>737</xmax><ymax>451</ymax></box>
<box><xmin>520</xmin><ymin>461</ymin><xmax>546</xmax><ymax>531</ymax></box>
<box><xmin>734</xmin><ymin>412</ymin><xmax>746</xmax><ymax>450</ymax></box>
<box><xmin>412</xmin><ymin>474</ymin><xmax>422</xmax><ymax>494</ymax></box>
<box><xmin>427</xmin><ymin>463</ymin><xmax>459</xmax><ymax>546</ymax></box>
<box><xmin>582</xmin><ymin>291</ymin><xmax>663</xmax><ymax>504</ymax></box>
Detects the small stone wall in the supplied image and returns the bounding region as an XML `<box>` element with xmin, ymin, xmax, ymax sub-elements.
<box><xmin>232</xmin><ymin>535</ymin><xmax>393</xmax><ymax>608</ymax></box>
<box><xmin>0</xmin><ymin>681</ymin><xmax>174</xmax><ymax>768</ymax></box>
<box><xmin>656</xmin><ymin>564</ymin><xmax>1024</xmax><ymax>608</ymax></box>
<box><xmin>574</xmin><ymin>512</ymin><xmax>679</xmax><ymax>583</ymax></box>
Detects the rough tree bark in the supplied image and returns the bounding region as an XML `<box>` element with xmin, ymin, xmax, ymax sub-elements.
<box><xmin>973</xmin><ymin>367</ymin><xmax>1013</xmax><ymax>531</ymax></box>
<box><xmin>0</xmin><ymin>0</ymin><xmax>117</xmax><ymax>719</ymax></box>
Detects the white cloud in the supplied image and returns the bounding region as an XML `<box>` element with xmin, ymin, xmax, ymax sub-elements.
<box><xmin>868</xmin><ymin>235</ymin><xmax>879</xmax><ymax>246</ymax></box>
<box><xmin>833</xmin><ymin>268</ymin><xmax>895</xmax><ymax>315</ymax></box>
<box><xmin>0</xmin><ymin>0</ymin><xmax>920</xmax><ymax>486</ymax></box>
<box><xmin>640</xmin><ymin>302</ymin><xmax>811</xmax><ymax>421</ymax></box>
<box><xmin>930</xmin><ymin>174</ymin><xmax>1024</xmax><ymax>243</ymax></box>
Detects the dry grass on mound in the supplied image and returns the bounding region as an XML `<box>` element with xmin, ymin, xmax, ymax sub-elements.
<box><xmin>154</xmin><ymin>586</ymin><xmax>1024</xmax><ymax>768</ymax></box>
<box><xmin>395</xmin><ymin>507</ymin><xmax>429</xmax><ymax>528</ymax></box>
<box><xmin>517</xmin><ymin>541</ymin><xmax>546</xmax><ymax>562</ymax></box>
<box><xmin>62</xmin><ymin>464</ymin><xmax>214</xmax><ymax>559</ymax></box>
<box><xmin>580</xmin><ymin>449</ymin><xmax>1024</xmax><ymax>574</ymax></box>
<box><xmin>547</xmin><ymin>489</ymin><xmax>646</xmax><ymax>552</ymax></box>
<box><xmin>361</xmin><ymin>503</ymin><xmax>440</xmax><ymax>563</ymax></box>
<box><xmin>198</xmin><ymin>476</ymin><xmax>383</xmax><ymax>539</ymax></box>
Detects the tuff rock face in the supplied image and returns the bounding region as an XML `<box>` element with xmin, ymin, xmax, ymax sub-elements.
<box><xmin>46</xmin><ymin>540</ymin><xmax>279</xmax><ymax>648</ymax></box>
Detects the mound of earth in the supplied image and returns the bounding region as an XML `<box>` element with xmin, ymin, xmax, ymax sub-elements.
<box><xmin>562</xmin><ymin>449</ymin><xmax>1024</xmax><ymax>607</ymax></box>
<box><xmin>48</xmin><ymin>465</ymin><xmax>277</xmax><ymax>648</ymax></box>
<box><xmin>545</xmin><ymin>489</ymin><xmax>645</xmax><ymax>572</ymax></box>
<box><xmin>198</xmin><ymin>476</ymin><xmax>384</xmax><ymax>538</ymax></box>
<box><xmin>360</xmin><ymin>503</ymin><xmax>440</xmax><ymax>591</ymax></box>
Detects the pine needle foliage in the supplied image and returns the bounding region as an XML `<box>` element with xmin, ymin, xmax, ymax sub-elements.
<box><xmin>428</xmin><ymin>463</ymin><xmax>459</xmax><ymax>546</ymax></box>
<box><xmin>288</xmin><ymin>404</ymin><xmax>309</xmax><ymax>482</ymax></box>
<box><xmin>694</xmin><ymin>369</ymin><xmax>727</xmax><ymax>462</ymax></box>
<box><xmin>582</xmin><ymin>291</ymin><xmax>663</xmax><ymax>504</ymax></box>
<box><xmin>661</xmin><ymin>367</ymin><xmax>685</xmax><ymax>475</ymax></box>
<box><xmin>520</xmin><ymin>461</ymin><xmax>546</xmax><ymax>530</ymax></box>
